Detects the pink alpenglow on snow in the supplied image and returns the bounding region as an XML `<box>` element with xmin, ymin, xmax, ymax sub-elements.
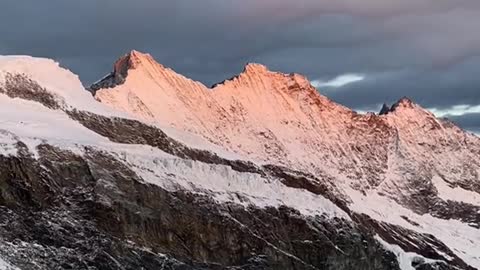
<box><xmin>92</xmin><ymin>51</ymin><xmax>480</xmax><ymax>268</ymax></box>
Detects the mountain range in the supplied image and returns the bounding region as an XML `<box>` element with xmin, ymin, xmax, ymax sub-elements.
<box><xmin>0</xmin><ymin>51</ymin><xmax>478</xmax><ymax>270</ymax></box>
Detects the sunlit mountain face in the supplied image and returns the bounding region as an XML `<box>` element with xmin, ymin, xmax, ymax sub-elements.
<box><xmin>1</xmin><ymin>1</ymin><xmax>480</xmax><ymax>133</ymax></box>
<box><xmin>1</xmin><ymin>1</ymin><xmax>480</xmax><ymax>269</ymax></box>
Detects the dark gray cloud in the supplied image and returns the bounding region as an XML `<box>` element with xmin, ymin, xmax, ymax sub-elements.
<box><xmin>448</xmin><ymin>113</ymin><xmax>480</xmax><ymax>134</ymax></box>
<box><xmin>0</xmin><ymin>0</ymin><xmax>479</xmax><ymax>132</ymax></box>
<box><xmin>321</xmin><ymin>56</ymin><xmax>480</xmax><ymax>110</ymax></box>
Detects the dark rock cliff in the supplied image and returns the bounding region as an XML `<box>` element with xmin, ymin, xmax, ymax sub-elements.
<box><xmin>0</xmin><ymin>143</ymin><xmax>400</xmax><ymax>270</ymax></box>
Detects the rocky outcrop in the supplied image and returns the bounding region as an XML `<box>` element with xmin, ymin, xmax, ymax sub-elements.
<box><xmin>89</xmin><ymin>50</ymin><xmax>146</xmax><ymax>92</ymax></box>
<box><xmin>379</xmin><ymin>103</ymin><xmax>391</xmax><ymax>115</ymax></box>
<box><xmin>67</xmin><ymin>109</ymin><xmax>263</xmax><ymax>175</ymax></box>
<box><xmin>352</xmin><ymin>214</ymin><xmax>475</xmax><ymax>270</ymax></box>
<box><xmin>0</xmin><ymin>73</ymin><xmax>63</xmax><ymax>109</ymax></box>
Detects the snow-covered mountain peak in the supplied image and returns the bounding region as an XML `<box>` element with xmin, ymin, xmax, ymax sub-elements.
<box><xmin>378</xmin><ymin>97</ymin><xmax>437</xmax><ymax>122</ymax></box>
<box><xmin>389</xmin><ymin>97</ymin><xmax>417</xmax><ymax>113</ymax></box>
<box><xmin>0</xmin><ymin>55</ymin><xmax>80</xmax><ymax>92</ymax></box>
<box><xmin>378</xmin><ymin>97</ymin><xmax>417</xmax><ymax>114</ymax></box>
<box><xmin>114</xmin><ymin>50</ymin><xmax>157</xmax><ymax>72</ymax></box>
<box><xmin>212</xmin><ymin>63</ymin><xmax>314</xmax><ymax>96</ymax></box>
<box><xmin>128</xmin><ymin>49</ymin><xmax>152</xmax><ymax>62</ymax></box>
<box><xmin>113</xmin><ymin>51</ymin><xmax>135</xmax><ymax>76</ymax></box>
<box><xmin>90</xmin><ymin>50</ymin><xmax>176</xmax><ymax>93</ymax></box>
<box><xmin>243</xmin><ymin>62</ymin><xmax>269</xmax><ymax>74</ymax></box>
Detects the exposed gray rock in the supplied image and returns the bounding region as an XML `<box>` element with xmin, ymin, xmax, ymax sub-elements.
<box><xmin>0</xmin><ymin>73</ymin><xmax>63</xmax><ymax>109</ymax></box>
<box><xmin>0</xmin><ymin>144</ymin><xmax>400</xmax><ymax>270</ymax></box>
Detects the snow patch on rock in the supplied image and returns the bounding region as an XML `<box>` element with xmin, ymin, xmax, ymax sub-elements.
<box><xmin>108</xmin><ymin>144</ymin><xmax>349</xmax><ymax>219</ymax></box>
<box><xmin>433</xmin><ymin>175</ymin><xmax>480</xmax><ymax>206</ymax></box>
<box><xmin>348</xmin><ymin>190</ymin><xmax>480</xmax><ymax>268</ymax></box>
<box><xmin>0</xmin><ymin>257</ymin><xmax>18</xmax><ymax>270</ymax></box>
<box><xmin>375</xmin><ymin>236</ymin><xmax>441</xmax><ymax>270</ymax></box>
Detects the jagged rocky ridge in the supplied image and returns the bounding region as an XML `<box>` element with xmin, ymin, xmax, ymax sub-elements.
<box><xmin>0</xmin><ymin>53</ymin><xmax>478</xmax><ymax>269</ymax></box>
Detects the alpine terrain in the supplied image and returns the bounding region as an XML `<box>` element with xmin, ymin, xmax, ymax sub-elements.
<box><xmin>0</xmin><ymin>51</ymin><xmax>478</xmax><ymax>270</ymax></box>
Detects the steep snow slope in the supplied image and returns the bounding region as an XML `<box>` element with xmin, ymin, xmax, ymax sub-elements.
<box><xmin>92</xmin><ymin>50</ymin><xmax>480</xmax><ymax>269</ymax></box>
<box><xmin>93</xmin><ymin>51</ymin><xmax>230</xmax><ymax>137</ymax></box>
<box><xmin>0</xmin><ymin>56</ymin><xmax>120</xmax><ymax>116</ymax></box>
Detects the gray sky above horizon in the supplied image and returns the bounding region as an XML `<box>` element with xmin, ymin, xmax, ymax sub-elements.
<box><xmin>1</xmin><ymin>1</ymin><xmax>479</xmax><ymax>133</ymax></box>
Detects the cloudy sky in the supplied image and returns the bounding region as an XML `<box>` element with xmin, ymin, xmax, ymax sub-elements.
<box><xmin>1</xmin><ymin>1</ymin><xmax>479</xmax><ymax>133</ymax></box>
